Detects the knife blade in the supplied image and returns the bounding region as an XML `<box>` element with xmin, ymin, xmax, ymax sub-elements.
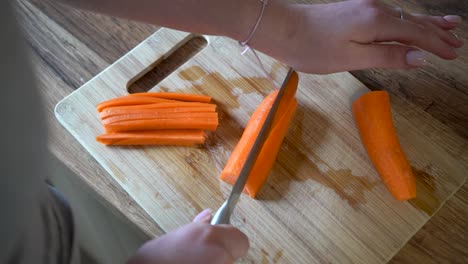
<box><xmin>211</xmin><ymin>68</ymin><xmax>295</xmax><ymax>225</ymax></box>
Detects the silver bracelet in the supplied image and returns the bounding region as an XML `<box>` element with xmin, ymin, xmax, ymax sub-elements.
<box><xmin>239</xmin><ymin>0</ymin><xmax>269</xmax><ymax>50</ymax></box>
<box><xmin>239</xmin><ymin>0</ymin><xmax>274</xmax><ymax>83</ymax></box>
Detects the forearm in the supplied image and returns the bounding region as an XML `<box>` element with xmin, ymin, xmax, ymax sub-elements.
<box><xmin>53</xmin><ymin>0</ymin><xmax>292</xmax><ymax>43</ymax></box>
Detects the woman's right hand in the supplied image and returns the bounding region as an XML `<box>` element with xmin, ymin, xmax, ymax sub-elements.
<box><xmin>127</xmin><ymin>209</ymin><xmax>249</xmax><ymax>264</ymax></box>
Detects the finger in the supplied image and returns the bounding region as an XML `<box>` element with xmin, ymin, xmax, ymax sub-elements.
<box><xmin>412</xmin><ymin>14</ymin><xmax>461</xmax><ymax>30</ymax></box>
<box><xmin>374</xmin><ymin>15</ymin><xmax>458</xmax><ymax>60</ymax></box>
<box><xmin>383</xmin><ymin>8</ymin><xmax>462</xmax><ymax>47</ymax></box>
<box><xmin>385</xmin><ymin>7</ymin><xmax>461</xmax><ymax>30</ymax></box>
<box><xmin>406</xmin><ymin>15</ymin><xmax>462</xmax><ymax>47</ymax></box>
<box><xmin>215</xmin><ymin>225</ymin><xmax>249</xmax><ymax>260</ymax></box>
<box><xmin>193</xmin><ymin>209</ymin><xmax>212</xmax><ymax>223</ymax></box>
<box><xmin>350</xmin><ymin>43</ymin><xmax>429</xmax><ymax>70</ymax></box>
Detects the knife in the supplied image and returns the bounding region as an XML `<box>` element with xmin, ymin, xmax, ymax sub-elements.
<box><xmin>211</xmin><ymin>68</ymin><xmax>295</xmax><ymax>225</ymax></box>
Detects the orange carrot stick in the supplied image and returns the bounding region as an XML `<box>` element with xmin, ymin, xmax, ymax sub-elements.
<box><xmin>220</xmin><ymin>91</ymin><xmax>278</xmax><ymax>186</ymax></box>
<box><xmin>219</xmin><ymin>71</ymin><xmax>299</xmax><ymax>198</ymax></box>
<box><xmin>352</xmin><ymin>91</ymin><xmax>416</xmax><ymax>201</ymax></box>
<box><xmin>100</xmin><ymin>104</ymin><xmax>216</xmax><ymax>119</ymax></box>
<box><xmin>104</xmin><ymin>118</ymin><xmax>218</xmax><ymax>133</ymax></box>
<box><xmin>96</xmin><ymin>130</ymin><xmax>206</xmax><ymax>146</ymax></box>
<box><xmin>130</xmin><ymin>92</ymin><xmax>211</xmax><ymax>103</ymax></box>
<box><xmin>96</xmin><ymin>97</ymin><xmax>171</xmax><ymax>112</ymax></box>
<box><xmin>102</xmin><ymin>112</ymin><xmax>218</xmax><ymax>125</ymax></box>
<box><xmin>272</xmin><ymin>71</ymin><xmax>298</xmax><ymax>124</ymax></box>
<box><xmin>220</xmin><ymin>99</ymin><xmax>298</xmax><ymax>197</ymax></box>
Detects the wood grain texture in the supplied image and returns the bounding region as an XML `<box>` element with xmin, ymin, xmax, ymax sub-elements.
<box><xmin>55</xmin><ymin>28</ymin><xmax>466</xmax><ymax>263</ymax></box>
<box><xmin>15</xmin><ymin>0</ymin><xmax>468</xmax><ymax>262</ymax></box>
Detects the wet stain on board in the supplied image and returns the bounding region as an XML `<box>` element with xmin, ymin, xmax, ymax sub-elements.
<box><xmin>273</xmin><ymin>250</ymin><xmax>283</xmax><ymax>263</ymax></box>
<box><xmin>408</xmin><ymin>165</ymin><xmax>440</xmax><ymax>216</ymax></box>
<box><xmin>256</xmin><ymin>106</ymin><xmax>378</xmax><ymax>208</ymax></box>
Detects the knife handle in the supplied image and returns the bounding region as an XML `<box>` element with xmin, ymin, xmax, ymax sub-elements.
<box><xmin>210</xmin><ymin>201</ymin><xmax>231</xmax><ymax>225</ymax></box>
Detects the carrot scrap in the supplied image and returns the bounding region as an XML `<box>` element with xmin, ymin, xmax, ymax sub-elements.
<box><xmin>96</xmin><ymin>130</ymin><xmax>206</xmax><ymax>146</ymax></box>
<box><xmin>352</xmin><ymin>91</ymin><xmax>416</xmax><ymax>201</ymax></box>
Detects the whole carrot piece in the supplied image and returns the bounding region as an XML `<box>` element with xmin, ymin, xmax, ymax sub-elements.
<box><xmin>352</xmin><ymin>91</ymin><xmax>416</xmax><ymax>201</ymax></box>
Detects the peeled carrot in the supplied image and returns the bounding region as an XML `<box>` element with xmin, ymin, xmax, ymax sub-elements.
<box><xmin>100</xmin><ymin>104</ymin><xmax>216</xmax><ymax>119</ymax></box>
<box><xmin>272</xmin><ymin>71</ymin><xmax>298</xmax><ymax>124</ymax></box>
<box><xmin>102</xmin><ymin>112</ymin><xmax>218</xmax><ymax>125</ymax></box>
<box><xmin>96</xmin><ymin>130</ymin><xmax>206</xmax><ymax>146</ymax></box>
<box><xmin>352</xmin><ymin>91</ymin><xmax>416</xmax><ymax>201</ymax></box>
<box><xmin>104</xmin><ymin>118</ymin><xmax>218</xmax><ymax>133</ymax></box>
<box><xmin>96</xmin><ymin>92</ymin><xmax>217</xmax><ymax>146</ymax></box>
<box><xmin>96</xmin><ymin>97</ymin><xmax>171</xmax><ymax>112</ymax></box>
<box><xmin>130</xmin><ymin>92</ymin><xmax>211</xmax><ymax>103</ymax></box>
<box><xmin>221</xmin><ymin>99</ymin><xmax>298</xmax><ymax>197</ymax></box>
<box><xmin>219</xmin><ymin>71</ymin><xmax>299</xmax><ymax>197</ymax></box>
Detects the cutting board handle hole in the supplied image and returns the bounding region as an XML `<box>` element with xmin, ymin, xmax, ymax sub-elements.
<box><xmin>127</xmin><ymin>36</ymin><xmax>207</xmax><ymax>93</ymax></box>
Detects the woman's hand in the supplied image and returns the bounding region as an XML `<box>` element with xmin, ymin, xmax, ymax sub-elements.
<box><xmin>127</xmin><ymin>209</ymin><xmax>249</xmax><ymax>264</ymax></box>
<box><xmin>245</xmin><ymin>0</ymin><xmax>464</xmax><ymax>74</ymax></box>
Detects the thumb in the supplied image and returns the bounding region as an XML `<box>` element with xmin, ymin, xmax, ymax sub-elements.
<box><xmin>193</xmin><ymin>209</ymin><xmax>212</xmax><ymax>223</ymax></box>
<box><xmin>352</xmin><ymin>43</ymin><xmax>430</xmax><ymax>69</ymax></box>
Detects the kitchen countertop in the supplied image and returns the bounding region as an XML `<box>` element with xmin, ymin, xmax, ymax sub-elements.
<box><xmin>16</xmin><ymin>0</ymin><xmax>467</xmax><ymax>262</ymax></box>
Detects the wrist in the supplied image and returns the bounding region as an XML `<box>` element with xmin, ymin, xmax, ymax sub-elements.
<box><xmin>223</xmin><ymin>0</ymin><xmax>300</xmax><ymax>60</ymax></box>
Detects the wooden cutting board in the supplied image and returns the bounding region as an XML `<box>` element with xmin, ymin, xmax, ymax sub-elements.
<box><xmin>55</xmin><ymin>28</ymin><xmax>466</xmax><ymax>263</ymax></box>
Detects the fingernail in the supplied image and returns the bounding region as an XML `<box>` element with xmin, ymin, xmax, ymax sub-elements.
<box><xmin>444</xmin><ymin>15</ymin><xmax>462</xmax><ymax>24</ymax></box>
<box><xmin>406</xmin><ymin>50</ymin><xmax>430</xmax><ymax>66</ymax></box>
<box><xmin>193</xmin><ymin>209</ymin><xmax>212</xmax><ymax>223</ymax></box>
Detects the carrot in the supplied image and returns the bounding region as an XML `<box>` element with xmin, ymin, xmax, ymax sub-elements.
<box><xmin>272</xmin><ymin>71</ymin><xmax>298</xmax><ymax>124</ymax></box>
<box><xmin>96</xmin><ymin>130</ymin><xmax>206</xmax><ymax>146</ymax></box>
<box><xmin>100</xmin><ymin>104</ymin><xmax>216</xmax><ymax>119</ymax></box>
<box><xmin>102</xmin><ymin>112</ymin><xmax>218</xmax><ymax>125</ymax></box>
<box><xmin>220</xmin><ymin>99</ymin><xmax>298</xmax><ymax>197</ymax></box>
<box><xmin>104</xmin><ymin>118</ymin><xmax>218</xmax><ymax>133</ymax></box>
<box><xmin>130</xmin><ymin>92</ymin><xmax>211</xmax><ymax>103</ymax></box>
<box><xmin>96</xmin><ymin>97</ymin><xmax>171</xmax><ymax>112</ymax></box>
<box><xmin>352</xmin><ymin>91</ymin><xmax>416</xmax><ymax>201</ymax></box>
<box><xmin>219</xmin><ymin>71</ymin><xmax>299</xmax><ymax>197</ymax></box>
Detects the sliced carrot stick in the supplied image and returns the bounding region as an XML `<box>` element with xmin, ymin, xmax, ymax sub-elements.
<box><xmin>104</xmin><ymin>118</ymin><xmax>218</xmax><ymax>133</ymax></box>
<box><xmin>220</xmin><ymin>91</ymin><xmax>278</xmax><ymax>186</ymax></box>
<box><xmin>102</xmin><ymin>112</ymin><xmax>218</xmax><ymax>125</ymax></box>
<box><xmin>272</xmin><ymin>71</ymin><xmax>298</xmax><ymax>124</ymax></box>
<box><xmin>219</xmin><ymin>71</ymin><xmax>299</xmax><ymax>198</ymax></box>
<box><xmin>100</xmin><ymin>104</ymin><xmax>216</xmax><ymax>119</ymax></box>
<box><xmin>220</xmin><ymin>99</ymin><xmax>298</xmax><ymax>197</ymax></box>
<box><xmin>130</xmin><ymin>92</ymin><xmax>211</xmax><ymax>103</ymax></box>
<box><xmin>96</xmin><ymin>97</ymin><xmax>171</xmax><ymax>112</ymax></box>
<box><xmin>96</xmin><ymin>130</ymin><xmax>206</xmax><ymax>146</ymax></box>
<box><xmin>352</xmin><ymin>91</ymin><xmax>416</xmax><ymax>201</ymax></box>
